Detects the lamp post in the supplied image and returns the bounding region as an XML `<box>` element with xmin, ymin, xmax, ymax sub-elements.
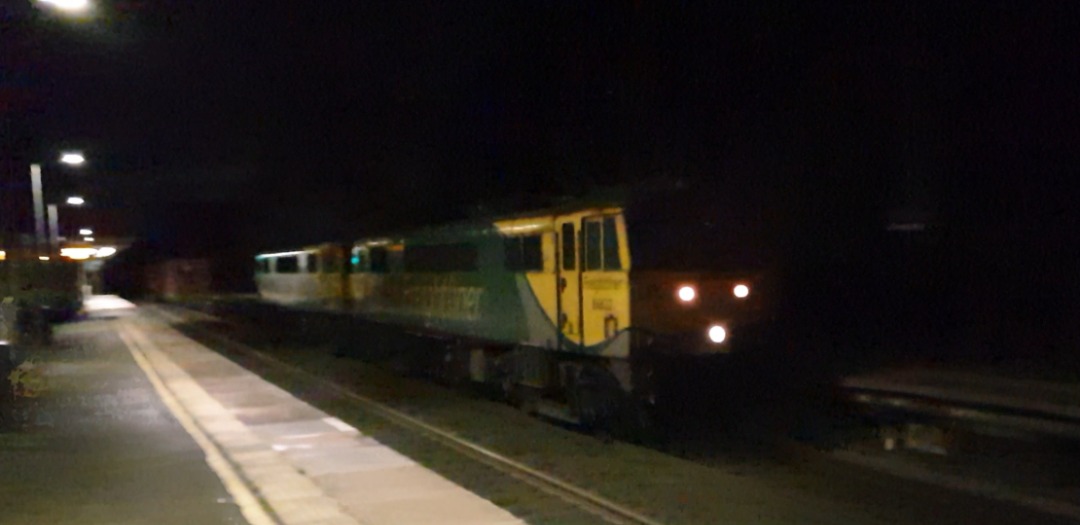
<box><xmin>31</xmin><ymin>152</ymin><xmax>85</xmax><ymax>255</ymax></box>
<box><xmin>47</xmin><ymin>198</ymin><xmax>88</xmax><ymax>252</ymax></box>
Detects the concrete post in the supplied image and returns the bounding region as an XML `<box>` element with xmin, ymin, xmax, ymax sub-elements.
<box><xmin>31</xmin><ymin>164</ymin><xmax>45</xmax><ymax>255</ymax></box>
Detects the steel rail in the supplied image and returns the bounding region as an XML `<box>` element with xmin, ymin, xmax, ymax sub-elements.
<box><xmin>149</xmin><ymin>304</ymin><xmax>666</xmax><ymax>525</ymax></box>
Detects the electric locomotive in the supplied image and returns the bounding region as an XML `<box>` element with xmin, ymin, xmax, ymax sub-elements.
<box><xmin>255</xmin><ymin>185</ymin><xmax>776</xmax><ymax>428</ymax></box>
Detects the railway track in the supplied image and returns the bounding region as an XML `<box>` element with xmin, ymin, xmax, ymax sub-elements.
<box><xmin>148</xmin><ymin>304</ymin><xmax>665</xmax><ymax>525</ymax></box>
<box><xmin>151</xmin><ymin>299</ymin><xmax>1080</xmax><ymax>524</ymax></box>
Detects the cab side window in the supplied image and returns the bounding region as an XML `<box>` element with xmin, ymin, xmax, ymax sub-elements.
<box><xmin>277</xmin><ymin>256</ymin><xmax>299</xmax><ymax>273</ymax></box>
<box><xmin>561</xmin><ymin>223</ymin><xmax>576</xmax><ymax>270</ymax></box>
<box><xmin>584</xmin><ymin>220</ymin><xmax>602</xmax><ymax>271</ymax></box>
<box><xmin>583</xmin><ymin>215</ymin><xmax>622</xmax><ymax>271</ymax></box>
<box><xmin>504</xmin><ymin>235</ymin><xmax>543</xmax><ymax>272</ymax></box>
<box><xmin>602</xmin><ymin>216</ymin><xmax>621</xmax><ymax>270</ymax></box>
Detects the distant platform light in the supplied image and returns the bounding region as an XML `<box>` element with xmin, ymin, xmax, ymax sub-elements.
<box><xmin>59</xmin><ymin>151</ymin><xmax>86</xmax><ymax>165</ymax></box>
<box><xmin>733</xmin><ymin>284</ymin><xmax>750</xmax><ymax>299</ymax></box>
<box><xmin>61</xmin><ymin>247</ymin><xmax>97</xmax><ymax>260</ymax></box>
<box><xmin>79</xmin><ymin>228</ymin><xmax>93</xmax><ymax>236</ymax></box>
<box><xmin>84</xmin><ymin>236</ymin><xmax>95</xmax><ymax>242</ymax></box>
<box><xmin>66</xmin><ymin>196</ymin><xmax>85</xmax><ymax>205</ymax></box>
<box><xmin>38</xmin><ymin>256</ymin><xmax>50</xmax><ymax>261</ymax></box>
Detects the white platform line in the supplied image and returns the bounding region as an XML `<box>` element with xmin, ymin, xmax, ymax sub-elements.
<box><xmin>118</xmin><ymin>324</ymin><xmax>278</xmax><ymax>525</ymax></box>
<box><xmin>323</xmin><ymin>417</ymin><xmax>359</xmax><ymax>433</ymax></box>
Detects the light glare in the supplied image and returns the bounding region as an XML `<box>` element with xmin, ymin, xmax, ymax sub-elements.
<box><xmin>66</xmin><ymin>196</ymin><xmax>85</xmax><ymax>205</ymax></box>
<box><xmin>60</xmin><ymin>152</ymin><xmax>86</xmax><ymax>165</ymax></box>
<box><xmin>79</xmin><ymin>228</ymin><xmax>93</xmax><ymax>236</ymax></box>
<box><xmin>677</xmin><ymin>285</ymin><xmax>696</xmax><ymax>303</ymax></box>
<box><xmin>38</xmin><ymin>256</ymin><xmax>50</xmax><ymax>261</ymax></box>
<box><xmin>707</xmin><ymin>325</ymin><xmax>727</xmax><ymax>344</ymax></box>
<box><xmin>733</xmin><ymin>284</ymin><xmax>750</xmax><ymax>299</ymax></box>
<box><xmin>60</xmin><ymin>247</ymin><xmax>96</xmax><ymax>260</ymax></box>
<box><xmin>84</xmin><ymin>237</ymin><xmax>95</xmax><ymax>242</ymax></box>
<box><xmin>38</xmin><ymin>0</ymin><xmax>90</xmax><ymax>13</ymax></box>
<box><xmin>96</xmin><ymin>247</ymin><xmax>117</xmax><ymax>257</ymax></box>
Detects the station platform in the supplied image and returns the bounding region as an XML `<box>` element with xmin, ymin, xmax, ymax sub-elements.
<box><xmin>842</xmin><ymin>365</ymin><xmax>1080</xmax><ymax>424</ymax></box>
<box><xmin>0</xmin><ymin>297</ymin><xmax>523</xmax><ymax>525</ymax></box>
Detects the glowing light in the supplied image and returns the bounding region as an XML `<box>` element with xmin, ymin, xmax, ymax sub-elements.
<box><xmin>707</xmin><ymin>325</ymin><xmax>727</xmax><ymax>344</ymax></box>
<box><xmin>677</xmin><ymin>285</ymin><xmax>696</xmax><ymax>303</ymax></box>
<box><xmin>255</xmin><ymin>250</ymin><xmax>307</xmax><ymax>259</ymax></box>
<box><xmin>95</xmin><ymin>246</ymin><xmax>117</xmax><ymax>258</ymax></box>
<box><xmin>66</xmin><ymin>196</ymin><xmax>85</xmax><ymax>205</ymax></box>
<box><xmin>59</xmin><ymin>151</ymin><xmax>86</xmax><ymax>165</ymax></box>
<box><xmin>83</xmin><ymin>236</ymin><xmax>95</xmax><ymax>242</ymax></box>
<box><xmin>38</xmin><ymin>256</ymin><xmax>50</xmax><ymax>261</ymax></box>
<box><xmin>79</xmin><ymin>228</ymin><xmax>93</xmax><ymax>236</ymax></box>
<box><xmin>496</xmin><ymin>222</ymin><xmax>545</xmax><ymax>234</ymax></box>
<box><xmin>0</xmin><ymin>251</ymin><xmax>5</xmax><ymax>261</ymax></box>
<box><xmin>733</xmin><ymin>284</ymin><xmax>750</xmax><ymax>299</ymax></box>
<box><xmin>60</xmin><ymin>247</ymin><xmax>96</xmax><ymax>260</ymax></box>
<box><xmin>37</xmin><ymin>0</ymin><xmax>90</xmax><ymax>13</ymax></box>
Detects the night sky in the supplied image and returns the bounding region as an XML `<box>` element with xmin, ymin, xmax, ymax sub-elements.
<box><xmin>4</xmin><ymin>2</ymin><xmax>1078</xmax><ymax>294</ymax></box>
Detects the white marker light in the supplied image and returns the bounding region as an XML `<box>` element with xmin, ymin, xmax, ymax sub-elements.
<box><xmin>38</xmin><ymin>256</ymin><xmax>50</xmax><ymax>261</ymax></box>
<box><xmin>66</xmin><ymin>196</ymin><xmax>85</xmax><ymax>205</ymax></box>
<box><xmin>79</xmin><ymin>228</ymin><xmax>93</xmax><ymax>236</ymax></box>
<box><xmin>677</xmin><ymin>285</ymin><xmax>697</xmax><ymax>303</ymax></box>
<box><xmin>733</xmin><ymin>284</ymin><xmax>750</xmax><ymax>299</ymax></box>
<box><xmin>707</xmin><ymin>325</ymin><xmax>727</xmax><ymax>344</ymax></box>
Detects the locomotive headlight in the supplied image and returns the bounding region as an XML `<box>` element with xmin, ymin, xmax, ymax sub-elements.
<box><xmin>677</xmin><ymin>285</ymin><xmax>697</xmax><ymax>303</ymax></box>
<box><xmin>707</xmin><ymin>325</ymin><xmax>727</xmax><ymax>344</ymax></box>
<box><xmin>733</xmin><ymin>284</ymin><xmax>750</xmax><ymax>299</ymax></box>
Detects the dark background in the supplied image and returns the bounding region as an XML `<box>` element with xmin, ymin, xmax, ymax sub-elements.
<box><xmin>3</xmin><ymin>2</ymin><xmax>1078</xmax><ymax>366</ymax></box>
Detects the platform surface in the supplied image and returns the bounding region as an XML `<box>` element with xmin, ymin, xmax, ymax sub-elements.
<box><xmin>0</xmin><ymin>297</ymin><xmax>523</xmax><ymax>525</ymax></box>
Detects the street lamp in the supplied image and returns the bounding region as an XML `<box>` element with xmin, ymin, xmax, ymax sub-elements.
<box><xmin>60</xmin><ymin>152</ymin><xmax>85</xmax><ymax>165</ymax></box>
<box><xmin>35</xmin><ymin>0</ymin><xmax>91</xmax><ymax>13</ymax></box>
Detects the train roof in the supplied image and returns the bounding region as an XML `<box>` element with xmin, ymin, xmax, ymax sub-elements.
<box><xmin>256</xmin><ymin>180</ymin><xmax>773</xmax><ymax>256</ymax></box>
